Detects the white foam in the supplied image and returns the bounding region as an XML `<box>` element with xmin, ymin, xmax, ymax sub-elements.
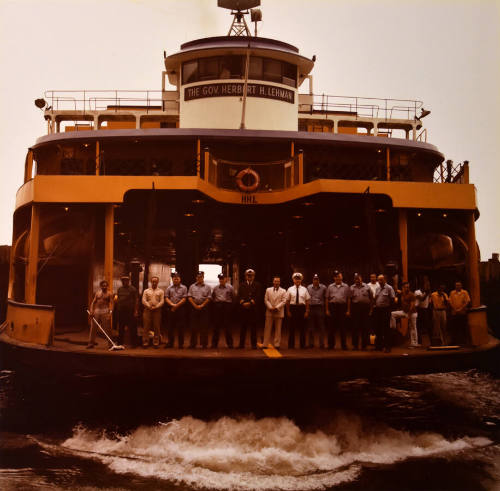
<box><xmin>61</xmin><ymin>415</ymin><xmax>492</xmax><ymax>490</ymax></box>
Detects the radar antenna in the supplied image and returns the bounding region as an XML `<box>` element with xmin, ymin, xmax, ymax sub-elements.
<box><xmin>217</xmin><ymin>0</ymin><xmax>262</xmax><ymax>37</ymax></box>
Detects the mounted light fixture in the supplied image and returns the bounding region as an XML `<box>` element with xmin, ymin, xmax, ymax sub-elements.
<box><xmin>34</xmin><ymin>98</ymin><xmax>47</xmax><ymax>109</ymax></box>
<box><xmin>416</xmin><ymin>108</ymin><xmax>431</xmax><ymax>120</ymax></box>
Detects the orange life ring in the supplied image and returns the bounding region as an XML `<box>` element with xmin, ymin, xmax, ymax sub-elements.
<box><xmin>235</xmin><ymin>168</ymin><xmax>260</xmax><ymax>193</ymax></box>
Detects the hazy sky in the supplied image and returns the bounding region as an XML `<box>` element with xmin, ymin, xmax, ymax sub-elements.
<box><xmin>0</xmin><ymin>0</ymin><xmax>498</xmax><ymax>258</ymax></box>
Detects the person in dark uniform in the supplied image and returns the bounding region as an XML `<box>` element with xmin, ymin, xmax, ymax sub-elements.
<box><xmin>116</xmin><ymin>275</ymin><xmax>139</xmax><ymax>347</ymax></box>
<box><xmin>373</xmin><ymin>274</ymin><xmax>396</xmax><ymax>352</ymax></box>
<box><xmin>211</xmin><ymin>273</ymin><xmax>234</xmax><ymax>348</ymax></box>
<box><xmin>164</xmin><ymin>272</ymin><xmax>187</xmax><ymax>348</ymax></box>
<box><xmin>237</xmin><ymin>269</ymin><xmax>262</xmax><ymax>349</ymax></box>
<box><xmin>350</xmin><ymin>273</ymin><xmax>373</xmax><ymax>350</ymax></box>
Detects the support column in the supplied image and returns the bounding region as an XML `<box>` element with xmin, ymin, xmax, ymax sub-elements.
<box><xmin>196</xmin><ymin>138</ymin><xmax>201</xmax><ymax>177</ymax></box>
<box><xmin>466</xmin><ymin>210</ymin><xmax>489</xmax><ymax>345</ymax></box>
<box><xmin>398</xmin><ymin>209</ymin><xmax>408</xmax><ymax>283</ymax></box>
<box><xmin>25</xmin><ymin>204</ymin><xmax>40</xmax><ymax>304</ymax></box>
<box><xmin>298</xmin><ymin>149</ymin><xmax>304</xmax><ymax>185</ymax></box>
<box><xmin>95</xmin><ymin>141</ymin><xmax>100</xmax><ymax>175</ymax></box>
<box><xmin>386</xmin><ymin>147</ymin><xmax>391</xmax><ymax>181</ymax></box>
<box><xmin>104</xmin><ymin>204</ymin><xmax>114</xmax><ymax>291</ymax></box>
<box><xmin>204</xmin><ymin>147</ymin><xmax>209</xmax><ymax>181</ymax></box>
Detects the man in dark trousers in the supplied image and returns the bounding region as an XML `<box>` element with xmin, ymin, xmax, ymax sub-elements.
<box><xmin>237</xmin><ymin>268</ymin><xmax>262</xmax><ymax>349</ymax></box>
<box><xmin>164</xmin><ymin>272</ymin><xmax>188</xmax><ymax>348</ymax></box>
<box><xmin>116</xmin><ymin>275</ymin><xmax>139</xmax><ymax>347</ymax></box>
<box><xmin>211</xmin><ymin>273</ymin><xmax>234</xmax><ymax>348</ymax></box>
<box><xmin>187</xmin><ymin>271</ymin><xmax>212</xmax><ymax>348</ymax></box>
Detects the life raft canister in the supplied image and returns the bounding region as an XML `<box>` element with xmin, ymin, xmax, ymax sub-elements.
<box><xmin>235</xmin><ymin>167</ymin><xmax>260</xmax><ymax>193</ymax></box>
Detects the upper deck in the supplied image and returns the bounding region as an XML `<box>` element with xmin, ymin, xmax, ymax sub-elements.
<box><xmin>41</xmin><ymin>89</ymin><xmax>427</xmax><ymax>141</ymax></box>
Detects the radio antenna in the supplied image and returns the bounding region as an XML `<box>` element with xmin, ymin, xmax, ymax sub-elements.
<box><xmin>217</xmin><ymin>0</ymin><xmax>262</xmax><ymax>37</ymax></box>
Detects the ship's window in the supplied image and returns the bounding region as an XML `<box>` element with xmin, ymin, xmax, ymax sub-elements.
<box><xmin>225</xmin><ymin>55</ymin><xmax>243</xmax><ymax>78</ymax></box>
<box><xmin>182</xmin><ymin>56</ymin><xmax>297</xmax><ymax>87</ymax></box>
<box><xmin>282</xmin><ymin>62</ymin><xmax>297</xmax><ymax>87</ymax></box>
<box><xmin>249</xmin><ymin>56</ymin><xmax>263</xmax><ymax>79</ymax></box>
<box><xmin>199</xmin><ymin>57</ymin><xmax>219</xmax><ymax>81</ymax></box>
<box><xmin>183</xmin><ymin>60</ymin><xmax>198</xmax><ymax>84</ymax></box>
<box><xmin>263</xmin><ymin>59</ymin><xmax>282</xmax><ymax>83</ymax></box>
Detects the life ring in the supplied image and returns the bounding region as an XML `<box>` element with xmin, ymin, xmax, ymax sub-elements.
<box><xmin>235</xmin><ymin>168</ymin><xmax>260</xmax><ymax>193</ymax></box>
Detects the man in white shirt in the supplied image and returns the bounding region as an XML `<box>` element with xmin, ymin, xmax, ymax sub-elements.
<box><xmin>261</xmin><ymin>276</ymin><xmax>287</xmax><ymax>349</ymax></box>
<box><xmin>142</xmin><ymin>276</ymin><xmax>164</xmax><ymax>348</ymax></box>
<box><xmin>286</xmin><ymin>272</ymin><xmax>311</xmax><ymax>348</ymax></box>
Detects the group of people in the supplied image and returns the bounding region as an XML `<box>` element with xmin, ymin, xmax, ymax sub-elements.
<box><xmin>88</xmin><ymin>269</ymin><xmax>471</xmax><ymax>351</ymax></box>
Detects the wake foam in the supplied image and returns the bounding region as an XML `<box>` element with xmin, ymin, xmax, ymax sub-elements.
<box><xmin>61</xmin><ymin>414</ymin><xmax>491</xmax><ymax>490</ymax></box>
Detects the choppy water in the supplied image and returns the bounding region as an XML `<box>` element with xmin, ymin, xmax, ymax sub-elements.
<box><xmin>0</xmin><ymin>369</ymin><xmax>499</xmax><ymax>490</ymax></box>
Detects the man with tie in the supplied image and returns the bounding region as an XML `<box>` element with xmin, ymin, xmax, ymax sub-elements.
<box><xmin>286</xmin><ymin>272</ymin><xmax>311</xmax><ymax>349</ymax></box>
<box><xmin>262</xmin><ymin>276</ymin><xmax>287</xmax><ymax>349</ymax></box>
<box><xmin>237</xmin><ymin>269</ymin><xmax>262</xmax><ymax>349</ymax></box>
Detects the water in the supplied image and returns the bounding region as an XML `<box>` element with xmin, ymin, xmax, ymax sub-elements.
<box><xmin>1</xmin><ymin>368</ymin><xmax>499</xmax><ymax>490</ymax></box>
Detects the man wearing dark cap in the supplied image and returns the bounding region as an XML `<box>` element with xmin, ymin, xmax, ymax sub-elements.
<box><xmin>326</xmin><ymin>271</ymin><xmax>351</xmax><ymax>350</ymax></box>
<box><xmin>286</xmin><ymin>272</ymin><xmax>311</xmax><ymax>349</ymax></box>
<box><xmin>116</xmin><ymin>275</ymin><xmax>139</xmax><ymax>347</ymax></box>
<box><xmin>307</xmin><ymin>274</ymin><xmax>327</xmax><ymax>348</ymax></box>
<box><xmin>211</xmin><ymin>273</ymin><xmax>234</xmax><ymax>348</ymax></box>
<box><xmin>164</xmin><ymin>272</ymin><xmax>188</xmax><ymax>348</ymax></box>
<box><xmin>187</xmin><ymin>271</ymin><xmax>212</xmax><ymax>348</ymax></box>
<box><xmin>237</xmin><ymin>268</ymin><xmax>262</xmax><ymax>349</ymax></box>
<box><xmin>350</xmin><ymin>273</ymin><xmax>373</xmax><ymax>350</ymax></box>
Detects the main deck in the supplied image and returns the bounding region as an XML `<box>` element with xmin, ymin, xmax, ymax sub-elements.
<box><xmin>1</xmin><ymin>328</ymin><xmax>498</xmax><ymax>383</ymax></box>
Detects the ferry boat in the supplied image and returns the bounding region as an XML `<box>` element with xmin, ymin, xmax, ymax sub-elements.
<box><xmin>1</xmin><ymin>0</ymin><xmax>497</xmax><ymax>382</ymax></box>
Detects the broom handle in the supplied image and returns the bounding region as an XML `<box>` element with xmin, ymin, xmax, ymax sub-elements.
<box><xmin>86</xmin><ymin>309</ymin><xmax>117</xmax><ymax>347</ymax></box>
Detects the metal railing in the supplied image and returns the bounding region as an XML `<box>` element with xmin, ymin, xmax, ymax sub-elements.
<box><xmin>433</xmin><ymin>160</ymin><xmax>467</xmax><ymax>184</ymax></box>
<box><xmin>299</xmin><ymin>94</ymin><xmax>423</xmax><ymax>120</ymax></box>
<box><xmin>44</xmin><ymin>90</ymin><xmax>178</xmax><ymax>112</ymax></box>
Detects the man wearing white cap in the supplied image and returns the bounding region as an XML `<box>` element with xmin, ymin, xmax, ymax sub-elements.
<box><xmin>237</xmin><ymin>268</ymin><xmax>262</xmax><ymax>349</ymax></box>
<box><xmin>286</xmin><ymin>272</ymin><xmax>311</xmax><ymax>348</ymax></box>
<box><xmin>262</xmin><ymin>275</ymin><xmax>287</xmax><ymax>348</ymax></box>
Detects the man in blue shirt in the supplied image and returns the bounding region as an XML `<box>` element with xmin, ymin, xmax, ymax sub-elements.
<box><xmin>326</xmin><ymin>271</ymin><xmax>351</xmax><ymax>350</ymax></box>
<box><xmin>373</xmin><ymin>274</ymin><xmax>396</xmax><ymax>352</ymax></box>
<box><xmin>306</xmin><ymin>274</ymin><xmax>327</xmax><ymax>348</ymax></box>
<box><xmin>350</xmin><ymin>273</ymin><xmax>372</xmax><ymax>350</ymax></box>
<box><xmin>187</xmin><ymin>271</ymin><xmax>212</xmax><ymax>348</ymax></box>
<box><xmin>211</xmin><ymin>273</ymin><xmax>234</xmax><ymax>348</ymax></box>
<box><xmin>164</xmin><ymin>272</ymin><xmax>188</xmax><ymax>348</ymax></box>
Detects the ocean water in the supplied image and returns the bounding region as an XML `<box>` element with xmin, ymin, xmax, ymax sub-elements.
<box><xmin>0</xmin><ymin>369</ymin><xmax>499</xmax><ymax>490</ymax></box>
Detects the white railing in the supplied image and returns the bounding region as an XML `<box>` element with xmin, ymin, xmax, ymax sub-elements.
<box><xmin>44</xmin><ymin>90</ymin><xmax>178</xmax><ymax>112</ymax></box>
<box><xmin>299</xmin><ymin>94</ymin><xmax>423</xmax><ymax>120</ymax></box>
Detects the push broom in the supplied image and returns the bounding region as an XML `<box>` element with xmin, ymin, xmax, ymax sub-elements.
<box><xmin>86</xmin><ymin>310</ymin><xmax>125</xmax><ymax>351</ymax></box>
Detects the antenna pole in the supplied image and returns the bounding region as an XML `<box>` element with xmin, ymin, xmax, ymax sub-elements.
<box><xmin>240</xmin><ymin>40</ymin><xmax>251</xmax><ymax>129</ymax></box>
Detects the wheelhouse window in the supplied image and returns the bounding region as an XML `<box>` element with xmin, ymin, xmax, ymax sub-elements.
<box><xmin>182</xmin><ymin>55</ymin><xmax>297</xmax><ymax>87</ymax></box>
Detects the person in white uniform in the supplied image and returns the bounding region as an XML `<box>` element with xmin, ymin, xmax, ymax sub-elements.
<box><xmin>261</xmin><ymin>276</ymin><xmax>287</xmax><ymax>348</ymax></box>
<box><xmin>286</xmin><ymin>272</ymin><xmax>311</xmax><ymax>348</ymax></box>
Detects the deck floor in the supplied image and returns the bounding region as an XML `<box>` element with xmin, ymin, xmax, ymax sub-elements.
<box><xmin>50</xmin><ymin>327</ymin><xmax>461</xmax><ymax>359</ymax></box>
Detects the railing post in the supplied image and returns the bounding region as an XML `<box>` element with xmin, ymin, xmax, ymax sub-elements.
<box><xmin>463</xmin><ymin>161</ymin><xmax>469</xmax><ymax>184</ymax></box>
<box><xmin>446</xmin><ymin>159</ymin><xmax>453</xmax><ymax>182</ymax></box>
